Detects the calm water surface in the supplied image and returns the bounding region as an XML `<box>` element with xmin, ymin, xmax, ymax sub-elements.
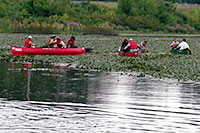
<box><xmin>0</xmin><ymin>62</ymin><xmax>200</xmax><ymax>133</ymax></box>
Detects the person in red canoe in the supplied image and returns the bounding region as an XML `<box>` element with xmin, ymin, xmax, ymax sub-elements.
<box><xmin>56</xmin><ymin>37</ymin><xmax>66</xmax><ymax>48</ymax></box>
<box><xmin>123</xmin><ymin>38</ymin><xmax>138</xmax><ymax>52</ymax></box>
<box><xmin>48</xmin><ymin>35</ymin><xmax>57</xmax><ymax>48</ymax></box>
<box><xmin>24</xmin><ymin>36</ymin><xmax>36</xmax><ymax>48</ymax></box>
<box><xmin>119</xmin><ymin>38</ymin><xmax>129</xmax><ymax>52</ymax></box>
<box><xmin>67</xmin><ymin>36</ymin><xmax>77</xmax><ymax>48</ymax></box>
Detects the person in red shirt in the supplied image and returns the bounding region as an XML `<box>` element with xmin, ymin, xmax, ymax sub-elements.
<box><xmin>48</xmin><ymin>35</ymin><xmax>57</xmax><ymax>48</ymax></box>
<box><xmin>123</xmin><ymin>38</ymin><xmax>138</xmax><ymax>52</ymax></box>
<box><xmin>56</xmin><ymin>37</ymin><xmax>66</xmax><ymax>48</ymax></box>
<box><xmin>67</xmin><ymin>36</ymin><xmax>77</xmax><ymax>48</ymax></box>
<box><xmin>24</xmin><ymin>36</ymin><xmax>36</xmax><ymax>48</ymax></box>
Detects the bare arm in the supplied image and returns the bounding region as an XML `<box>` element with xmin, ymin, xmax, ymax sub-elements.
<box><xmin>29</xmin><ymin>41</ymin><xmax>36</xmax><ymax>47</ymax></box>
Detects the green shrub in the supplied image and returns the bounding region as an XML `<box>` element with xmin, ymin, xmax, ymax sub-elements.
<box><xmin>0</xmin><ymin>18</ymin><xmax>11</xmax><ymax>33</ymax></box>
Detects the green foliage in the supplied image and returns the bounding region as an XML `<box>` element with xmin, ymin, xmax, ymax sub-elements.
<box><xmin>0</xmin><ymin>18</ymin><xmax>12</xmax><ymax>32</ymax></box>
<box><xmin>166</xmin><ymin>0</ymin><xmax>200</xmax><ymax>4</ymax></box>
<box><xmin>17</xmin><ymin>0</ymin><xmax>70</xmax><ymax>17</ymax></box>
<box><xmin>177</xmin><ymin>6</ymin><xmax>200</xmax><ymax>26</ymax></box>
<box><xmin>118</xmin><ymin>0</ymin><xmax>176</xmax><ymax>30</ymax></box>
<box><xmin>0</xmin><ymin>0</ymin><xmax>200</xmax><ymax>33</ymax></box>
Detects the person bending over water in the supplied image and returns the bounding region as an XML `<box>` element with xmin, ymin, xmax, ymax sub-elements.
<box><xmin>139</xmin><ymin>40</ymin><xmax>148</xmax><ymax>53</ymax></box>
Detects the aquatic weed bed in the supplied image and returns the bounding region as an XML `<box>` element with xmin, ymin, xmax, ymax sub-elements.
<box><xmin>1</xmin><ymin>33</ymin><xmax>200</xmax><ymax>81</ymax></box>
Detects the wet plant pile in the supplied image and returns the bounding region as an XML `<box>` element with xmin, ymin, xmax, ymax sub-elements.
<box><xmin>1</xmin><ymin>33</ymin><xmax>200</xmax><ymax>81</ymax></box>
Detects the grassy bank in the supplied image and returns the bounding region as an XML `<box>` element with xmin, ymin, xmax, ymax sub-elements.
<box><xmin>0</xmin><ymin>33</ymin><xmax>200</xmax><ymax>81</ymax></box>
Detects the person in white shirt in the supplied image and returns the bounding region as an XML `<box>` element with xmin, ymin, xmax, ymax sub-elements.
<box><xmin>176</xmin><ymin>39</ymin><xmax>191</xmax><ymax>54</ymax></box>
<box><xmin>177</xmin><ymin>39</ymin><xmax>190</xmax><ymax>50</ymax></box>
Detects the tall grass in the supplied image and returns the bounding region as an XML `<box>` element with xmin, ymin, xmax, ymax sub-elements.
<box><xmin>12</xmin><ymin>22</ymin><xmax>64</xmax><ymax>34</ymax></box>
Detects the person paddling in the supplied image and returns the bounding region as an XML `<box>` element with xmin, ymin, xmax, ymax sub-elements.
<box><xmin>67</xmin><ymin>36</ymin><xmax>77</xmax><ymax>48</ymax></box>
<box><xmin>123</xmin><ymin>38</ymin><xmax>138</xmax><ymax>52</ymax></box>
<box><xmin>24</xmin><ymin>36</ymin><xmax>36</xmax><ymax>48</ymax></box>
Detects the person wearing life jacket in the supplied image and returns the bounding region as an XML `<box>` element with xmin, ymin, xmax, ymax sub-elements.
<box><xmin>67</xmin><ymin>36</ymin><xmax>76</xmax><ymax>48</ymax></box>
<box><xmin>56</xmin><ymin>37</ymin><xmax>66</xmax><ymax>48</ymax></box>
<box><xmin>24</xmin><ymin>36</ymin><xmax>36</xmax><ymax>48</ymax></box>
<box><xmin>48</xmin><ymin>35</ymin><xmax>57</xmax><ymax>48</ymax></box>
<box><xmin>123</xmin><ymin>38</ymin><xmax>138</xmax><ymax>52</ymax></box>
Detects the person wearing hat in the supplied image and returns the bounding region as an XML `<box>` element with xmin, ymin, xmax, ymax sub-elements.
<box><xmin>56</xmin><ymin>37</ymin><xmax>66</xmax><ymax>48</ymax></box>
<box><xmin>24</xmin><ymin>36</ymin><xmax>36</xmax><ymax>48</ymax></box>
<box><xmin>123</xmin><ymin>38</ymin><xmax>138</xmax><ymax>53</ymax></box>
<box><xmin>48</xmin><ymin>35</ymin><xmax>57</xmax><ymax>48</ymax></box>
<box><xmin>67</xmin><ymin>36</ymin><xmax>76</xmax><ymax>48</ymax></box>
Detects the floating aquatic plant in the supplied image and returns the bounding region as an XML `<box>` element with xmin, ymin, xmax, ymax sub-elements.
<box><xmin>0</xmin><ymin>34</ymin><xmax>200</xmax><ymax>81</ymax></box>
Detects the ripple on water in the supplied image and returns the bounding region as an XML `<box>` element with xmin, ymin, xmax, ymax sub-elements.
<box><xmin>0</xmin><ymin>97</ymin><xmax>200</xmax><ymax>133</ymax></box>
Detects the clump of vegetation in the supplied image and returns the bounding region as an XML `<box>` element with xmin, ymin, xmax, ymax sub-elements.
<box><xmin>12</xmin><ymin>22</ymin><xmax>64</xmax><ymax>34</ymax></box>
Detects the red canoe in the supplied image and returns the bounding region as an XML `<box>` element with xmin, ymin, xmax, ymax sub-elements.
<box><xmin>10</xmin><ymin>46</ymin><xmax>85</xmax><ymax>56</ymax></box>
<box><xmin>119</xmin><ymin>51</ymin><xmax>139</xmax><ymax>57</ymax></box>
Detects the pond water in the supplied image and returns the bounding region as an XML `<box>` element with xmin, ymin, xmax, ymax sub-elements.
<box><xmin>0</xmin><ymin>62</ymin><xmax>200</xmax><ymax>133</ymax></box>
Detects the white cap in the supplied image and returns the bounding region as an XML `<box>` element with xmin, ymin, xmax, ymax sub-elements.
<box><xmin>129</xmin><ymin>38</ymin><xmax>133</xmax><ymax>41</ymax></box>
<box><xmin>28</xmin><ymin>36</ymin><xmax>32</xmax><ymax>39</ymax></box>
<box><xmin>51</xmin><ymin>35</ymin><xmax>56</xmax><ymax>38</ymax></box>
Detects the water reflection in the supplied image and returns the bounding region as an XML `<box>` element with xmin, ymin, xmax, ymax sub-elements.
<box><xmin>0</xmin><ymin>62</ymin><xmax>200</xmax><ymax>132</ymax></box>
<box><xmin>0</xmin><ymin>62</ymin><xmax>89</xmax><ymax>103</ymax></box>
<box><xmin>24</xmin><ymin>63</ymin><xmax>31</xmax><ymax>101</ymax></box>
